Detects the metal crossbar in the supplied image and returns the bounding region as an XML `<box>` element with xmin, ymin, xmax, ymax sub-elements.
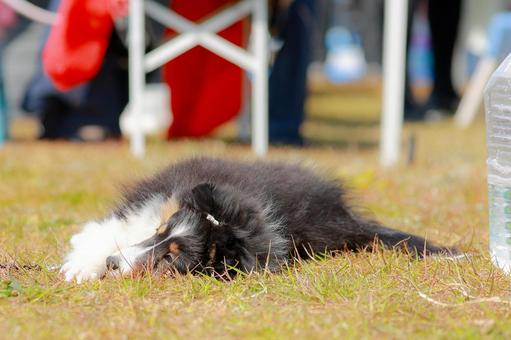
<box><xmin>128</xmin><ymin>0</ymin><xmax>268</xmax><ymax>157</ymax></box>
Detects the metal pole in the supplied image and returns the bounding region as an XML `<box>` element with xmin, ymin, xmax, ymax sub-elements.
<box><xmin>251</xmin><ymin>0</ymin><xmax>269</xmax><ymax>156</ymax></box>
<box><xmin>129</xmin><ymin>0</ymin><xmax>146</xmax><ymax>157</ymax></box>
<box><xmin>380</xmin><ymin>0</ymin><xmax>408</xmax><ymax>167</ymax></box>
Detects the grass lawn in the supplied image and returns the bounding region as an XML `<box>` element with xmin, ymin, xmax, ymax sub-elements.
<box><xmin>1</xmin><ymin>86</ymin><xmax>510</xmax><ymax>339</ymax></box>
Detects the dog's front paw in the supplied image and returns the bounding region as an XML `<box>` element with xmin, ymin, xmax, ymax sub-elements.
<box><xmin>60</xmin><ymin>257</ymin><xmax>105</xmax><ymax>283</ymax></box>
<box><xmin>61</xmin><ymin>221</ymin><xmax>116</xmax><ymax>283</ymax></box>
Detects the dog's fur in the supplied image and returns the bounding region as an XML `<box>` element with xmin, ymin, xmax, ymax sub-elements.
<box><xmin>61</xmin><ymin>157</ymin><xmax>455</xmax><ymax>283</ymax></box>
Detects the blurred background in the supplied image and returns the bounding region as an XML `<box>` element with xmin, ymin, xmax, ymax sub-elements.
<box><xmin>1</xmin><ymin>0</ymin><xmax>511</xmax><ymax>157</ymax></box>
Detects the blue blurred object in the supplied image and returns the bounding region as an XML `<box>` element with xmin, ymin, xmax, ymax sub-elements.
<box><xmin>465</xmin><ymin>49</ymin><xmax>480</xmax><ymax>78</ymax></box>
<box><xmin>407</xmin><ymin>6</ymin><xmax>433</xmax><ymax>85</ymax></box>
<box><xmin>464</xmin><ymin>30</ymin><xmax>486</xmax><ymax>79</ymax></box>
<box><xmin>488</xmin><ymin>12</ymin><xmax>511</xmax><ymax>60</ymax></box>
<box><xmin>323</xmin><ymin>26</ymin><xmax>367</xmax><ymax>83</ymax></box>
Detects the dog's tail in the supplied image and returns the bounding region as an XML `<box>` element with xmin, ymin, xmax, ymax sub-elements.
<box><xmin>356</xmin><ymin>219</ymin><xmax>458</xmax><ymax>258</ymax></box>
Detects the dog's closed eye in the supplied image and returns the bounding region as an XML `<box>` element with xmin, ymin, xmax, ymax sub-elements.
<box><xmin>169</xmin><ymin>241</ymin><xmax>180</xmax><ymax>255</ymax></box>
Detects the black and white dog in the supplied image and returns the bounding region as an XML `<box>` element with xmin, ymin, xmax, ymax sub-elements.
<box><xmin>61</xmin><ymin>157</ymin><xmax>455</xmax><ymax>283</ymax></box>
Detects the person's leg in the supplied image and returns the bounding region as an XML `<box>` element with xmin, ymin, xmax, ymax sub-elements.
<box><xmin>269</xmin><ymin>0</ymin><xmax>316</xmax><ymax>145</ymax></box>
<box><xmin>23</xmin><ymin>23</ymin><xmax>128</xmax><ymax>140</ymax></box>
<box><xmin>426</xmin><ymin>0</ymin><xmax>462</xmax><ymax>112</ymax></box>
<box><xmin>404</xmin><ymin>0</ymin><xmax>422</xmax><ymax>120</ymax></box>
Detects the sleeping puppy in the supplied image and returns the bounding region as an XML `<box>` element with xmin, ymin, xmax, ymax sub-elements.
<box><xmin>61</xmin><ymin>157</ymin><xmax>456</xmax><ymax>283</ymax></box>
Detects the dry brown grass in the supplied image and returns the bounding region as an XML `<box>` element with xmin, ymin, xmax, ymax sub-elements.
<box><xmin>1</xmin><ymin>88</ymin><xmax>508</xmax><ymax>339</ymax></box>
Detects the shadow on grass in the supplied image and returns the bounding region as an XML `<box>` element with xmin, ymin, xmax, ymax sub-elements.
<box><xmin>305</xmin><ymin>138</ymin><xmax>379</xmax><ymax>149</ymax></box>
<box><xmin>220</xmin><ymin>136</ymin><xmax>379</xmax><ymax>150</ymax></box>
<box><xmin>307</xmin><ymin>115</ymin><xmax>380</xmax><ymax>128</ymax></box>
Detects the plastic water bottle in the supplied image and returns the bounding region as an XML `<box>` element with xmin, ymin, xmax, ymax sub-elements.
<box><xmin>485</xmin><ymin>53</ymin><xmax>511</xmax><ymax>273</ymax></box>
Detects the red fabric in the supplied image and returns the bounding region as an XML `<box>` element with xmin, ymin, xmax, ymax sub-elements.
<box><xmin>164</xmin><ymin>0</ymin><xmax>244</xmax><ymax>138</ymax></box>
<box><xmin>42</xmin><ymin>0</ymin><xmax>113</xmax><ymax>90</ymax></box>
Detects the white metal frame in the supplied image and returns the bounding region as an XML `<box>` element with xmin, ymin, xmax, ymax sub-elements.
<box><xmin>380</xmin><ymin>0</ymin><xmax>408</xmax><ymax>167</ymax></box>
<box><xmin>128</xmin><ymin>0</ymin><xmax>268</xmax><ymax>157</ymax></box>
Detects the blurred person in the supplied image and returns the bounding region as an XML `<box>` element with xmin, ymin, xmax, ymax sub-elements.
<box><xmin>405</xmin><ymin>0</ymin><xmax>463</xmax><ymax>121</ymax></box>
<box><xmin>23</xmin><ymin>0</ymin><xmax>128</xmax><ymax>140</ymax></box>
<box><xmin>269</xmin><ymin>0</ymin><xmax>317</xmax><ymax>145</ymax></box>
<box><xmin>23</xmin><ymin>38</ymin><xmax>129</xmax><ymax>141</ymax></box>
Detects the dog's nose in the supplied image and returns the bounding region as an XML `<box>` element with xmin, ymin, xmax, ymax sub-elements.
<box><xmin>106</xmin><ymin>256</ymin><xmax>119</xmax><ymax>271</ymax></box>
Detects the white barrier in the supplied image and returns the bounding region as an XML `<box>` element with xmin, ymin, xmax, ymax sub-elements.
<box><xmin>128</xmin><ymin>0</ymin><xmax>269</xmax><ymax>157</ymax></box>
<box><xmin>380</xmin><ymin>0</ymin><xmax>408</xmax><ymax>167</ymax></box>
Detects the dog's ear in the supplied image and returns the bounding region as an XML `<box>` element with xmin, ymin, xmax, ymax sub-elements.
<box><xmin>184</xmin><ymin>183</ymin><xmax>217</xmax><ymax>214</ymax></box>
<box><xmin>185</xmin><ymin>183</ymin><xmax>255</xmax><ymax>227</ymax></box>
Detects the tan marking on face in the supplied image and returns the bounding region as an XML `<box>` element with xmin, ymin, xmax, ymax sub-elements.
<box><xmin>169</xmin><ymin>242</ymin><xmax>180</xmax><ymax>254</ymax></box>
<box><xmin>157</xmin><ymin>224</ymin><xmax>168</xmax><ymax>235</ymax></box>
<box><xmin>160</xmin><ymin>198</ymin><xmax>179</xmax><ymax>224</ymax></box>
